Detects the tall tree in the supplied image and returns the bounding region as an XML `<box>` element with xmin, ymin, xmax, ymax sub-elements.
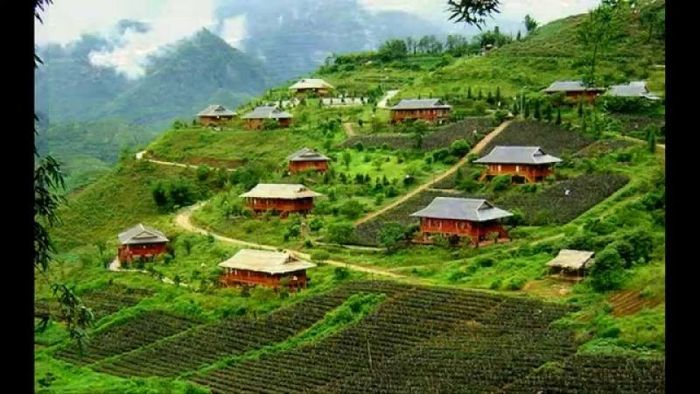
<box><xmin>447</xmin><ymin>0</ymin><xmax>501</xmax><ymax>29</ymax></box>
<box><xmin>524</xmin><ymin>14</ymin><xmax>538</xmax><ymax>33</ymax></box>
<box><xmin>34</xmin><ymin>0</ymin><xmax>94</xmax><ymax>348</ymax></box>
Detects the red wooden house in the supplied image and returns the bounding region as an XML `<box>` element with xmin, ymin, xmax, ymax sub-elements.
<box><xmin>542</xmin><ymin>81</ymin><xmax>606</xmax><ymax>103</ymax></box>
<box><xmin>410</xmin><ymin>197</ymin><xmax>512</xmax><ymax>246</ymax></box>
<box><xmin>474</xmin><ymin>146</ymin><xmax>562</xmax><ymax>183</ymax></box>
<box><xmin>240</xmin><ymin>183</ymin><xmax>322</xmax><ymax>217</ymax></box>
<box><xmin>117</xmin><ymin>224</ymin><xmax>169</xmax><ymax>264</ymax></box>
<box><xmin>197</xmin><ymin>104</ymin><xmax>236</xmax><ymax>126</ymax></box>
<box><xmin>389</xmin><ymin>99</ymin><xmax>452</xmax><ymax>124</ymax></box>
<box><xmin>288</xmin><ymin>78</ymin><xmax>335</xmax><ymax>96</ymax></box>
<box><xmin>218</xmin><ymin>249</ymin><xmax>316</xmax><ymax>290</ymax></box>
<box><xmin>241</xmin><ymin>106</ymin><xmax>293</xmax><ymax>130</ymax></box>
<box><xmin>287</xmin><ymin>147</ymin><xmax>330</xmax><ymax>173</ymax></box>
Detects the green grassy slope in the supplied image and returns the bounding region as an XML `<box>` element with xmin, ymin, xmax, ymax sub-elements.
<box><xmin>39</xmin><ymin>3</ymin><xmax>666</xmax><ymax>392</ymax></box>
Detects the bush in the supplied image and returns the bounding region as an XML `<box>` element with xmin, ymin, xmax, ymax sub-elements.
<box><xmin>309</xmin><ymin>218</ymin><xmax>324</xmax><ymax>232</ymax></box>
<box><xmin>326</xmin><ymin>222</ymin><xmax>355</xmax><ymax>244</ymax></box>
<box><xmin>449</xmin><ymin>139</ymin><xmax>471</xmax><ymax>157</ymax></box>
<box><xmin>491</xmin><ymin>175</ymin><xmax>511</xmax><ymax>191</ymax></box>
<box><xmin>589</xmin><ymin>247</ymin><xmax>625</xmax><ymax>291</ymax></box>
<box><xmin>333</xmin><ymin>267</ymin><xmax>350</xmax><ymax>281</ymax></box>
<box><xmin>311</xmin><ymin>250</ymin><xmax>330</xmax><ymax>262</ymax></box>
<box><xmin>505</xmin><ymin>276</ymin><xmax>527</xmax><ymax>290</ymax></box>
<box><xmin>339</xmin><ymin>200</ymin><xmax>365</xmax><ymax>219</ymax></box>
<box><xmin>378</xmin><ymin>222</ymin><xmax>408</xmax><ymax>253</ymax></box>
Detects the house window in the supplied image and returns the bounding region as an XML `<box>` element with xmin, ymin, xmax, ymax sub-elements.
<box><xmin>516</xmin><ymin>165</ymin><xmax>520</xmax><ymax>172</ymax></box>
<box><xmin>498</xmin><ymin>165</ymin><xmax>502</xmax><ymax>171</ymax></box>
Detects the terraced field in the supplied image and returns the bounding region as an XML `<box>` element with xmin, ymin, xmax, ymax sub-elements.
<box><xmin>35</xmin><ymin>284</ymin><xmax>152</xmax><ymax>322</ymax></box>
<box><xmin>52</xmin><ymin>281</ymin><xmax>664</xmax><ymax>393</ymax></box>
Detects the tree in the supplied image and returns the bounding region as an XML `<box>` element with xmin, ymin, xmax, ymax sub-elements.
<box><xmin>495</xmin><ymin>86</ymin><xmax>501</xmax><ymax>104</ymax></box>
<box><xmin>326</xmin><ymin>222</ymin><xmax>355</xmax><ymax>244</ymax></box>
<box><xmin>377</xmin><ymin>39</ymin><xmax>408</xmax><ymax>61</ymax></box>
<box><xmin>589</xmin><ymin>246</ymin><xmax>625</xmax><ymax>291</ymax></box>
<box><xmin>447</xmin><ymin>0</ymin><xmax>502</xmax><ymax>29</ymax></box>
<box><xmin>524</xmin><ymin>14</ymin><xmax>538</xmax><ymax>33</ymax></box>
<box><xmin>646</xmin><ymin>126</ymin><xmax>657</xmax><ymax>153</ymax></box>
<box><xmin>556</xmin><ymin>108</ymin><xmax>562</xmax><ymax>125</ymax></box>
<box><xmin>516</xmin><ymin>30</ymin><xmax>521</xmax><ymax>41</ymax></box>
<box><xmin>34</xmin><ymin>0</ymin><xmax>94</xmax><ymax>348</ymax></box>
<box><xmin>533</xmin><ymin>100</ymin><xmax>541</xmax><ymax>120</ymax></box>
<box><xmin>467</xmin><ymin>86</ymin><xmax>473</xmax><ymax>99</ymax></box>
<box><xmin>342</xmin><ymin>151</ymin><xmax>352</xmax><ymax>169</ymax></box>
<box><xmin>379</xmin><ymin>222</ymin><xmax>408</xmax><ymax>253</ymax></box>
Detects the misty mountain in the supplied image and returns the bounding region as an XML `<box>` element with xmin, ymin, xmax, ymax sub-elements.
<box><xmin>97</xmin><ymin>29</ymin><xmax>269</xmax><ymax>128</ymax></box>
<box><xmin>215</xmin><ymin>0</ymin><xmax>447</xmax><ymax>83</ymax></box>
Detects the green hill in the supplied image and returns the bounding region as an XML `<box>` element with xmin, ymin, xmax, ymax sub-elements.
<box><xmin>38</xmin><ymin>3</ymin><xmax>665</xmax><ymax>392</ymax></box>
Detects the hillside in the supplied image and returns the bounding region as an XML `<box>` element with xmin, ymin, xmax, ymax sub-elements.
<box><xmin>37</xmin><ymin>3</ymin><xmax>665</xmax><ymax>393</ymax></box>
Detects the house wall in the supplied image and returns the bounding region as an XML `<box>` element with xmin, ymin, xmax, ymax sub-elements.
<box><xmin>198</xmin><ymin>115</ymin><xmax>233</xmax><ymax>126</ymax></box>
<box><xmin>418</xmin><ymin>218</ymin><xmax>508</xmax><ymax>244</ymax></box>
<box><xmin>219</xmin><ymin>269</ymin><xmax>308</xmax><ymax>290</ymax></box>
<box><xmin>245</xmin><ymin>118</ymin><xmax>292</xmax><ymax>130</ymax></box>
<box><xmin>292</xmin><ymin>87</ymin><xmax>331</xmax><ymax>96</ymax></box>
<box><xmin>390</xmin><ymin>108</ymin><xmax>451</xmax><ymax>124</ymax></box>
<box><xmin>244</xmin><ymin>197</ymin><xmax>315</xmax><ymax>216</ymax></box>
<box><xmin>289</xmin><ymin>160</ymin><xmax>329</xmax><ymax>173</ymax></box>
<box><xmin>481</xmin><ymin>164</ymin><xmax>554</xmax><ymax>183</ymax></box>
<box><xmin>118</xmin><ymin>243</ymin><xmax>167</xmax><ymax>263</ymax></box>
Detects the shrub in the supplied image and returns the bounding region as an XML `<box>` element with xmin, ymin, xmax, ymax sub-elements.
<box><xmin>311</xmin><ymin>250</ymin><xmax>330</xmax><ymax>262</ymax></box>
<box><xmin>326</xmin><ymin>222</ymin><xmax>355</xmax><ymax>244</ymax></box>
<box><xmin>333</xmin><ymin>267</ymin><xmax>350</xmax><ymax>281</ymax></box>
<box><xmin>196</xmin><ymin>165</ymin><xmax>211</xmax><ymax>181</ymax></box>
<box><xmin>491</xmin><ymin>175</ymin><xmax>511</xmax><ymax>191</ymax></box>
<box><xmin>505</xmin><ymin>276</ymin><xmax>527</xmax><ymax>290</ymax></box>
<box><xmin>339</xmin><ymin>200</ymin><xmax>365</xmax><ymax>219</ymax></box>
<box><xmin>378</xmin><ymin>222</ymin><xmax>408</xmax><ymax>253</ymax></box>
<box><xmin>589</xmin><ymin>246</ymin><xmax>625</xmax><ymax>291</ymax></box>
<box><xmin>309</xmin><ymin>218</ymin><xmax>324</xmax><ymax>232</ymax></box>
<box><xmin>449</xmin><ymin>139</ymin><xmax>471</xmax><ymax>157</ymax></box>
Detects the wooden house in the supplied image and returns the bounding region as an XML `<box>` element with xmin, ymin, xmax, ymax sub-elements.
<box><xmin>288</xmin><ymin>78</ymin><xmax>335</xmax><ymax>96</ymax></box>
<box><xmin>546</xmin><ymin>249</ymin><xmax>595</xmax><ymax>281</ymax></box>
<box><xmin>542</xmin><ymin>81</ymin><xmax>605</xmax><ymax>103</ymax></box>
<box><xmin>474</xmin><ymin>146</ymin><xmax>562</xmax><ymax>183</ymax></box>
<box><xmin>389</xmin><ymin>99</ymin><xmax>452</xmax><ymax>124</ymax></box>
<box><xmin>218</xmin><ymin>249</ymin><xmax>316</xmax><ymax>290</ymax></box>
<box><xmin>240</xmin><ymin>183</ymin><xmax>322</xmax><ymax>217</ymax></box>
<box><xmin>606</xmin><ymin>81</ymin><xmax>660</xmax><ymax>100</ymax></box>
<box><xmin>241</xmin><ymin>106</ymin><xmax>293</xmax><ymax>130</ymax></box>
<box><xmin>410</xmin><ymin>197</ymin><xmax>512</xmax><ymax>246</ymax></box>
<box><xmin>197</xmin><ymin>104</ymin><xmax>236</xmax><ymax>126</ymax></box>
<box><xmin>117</xmin><ymin>224</ymin><xmax>169</xmax><ymax>264</ymax></box>
<box><xmin>287</xmin><ymin>148</ymin><xmax>330</xmax><ymax>173</ymax></box>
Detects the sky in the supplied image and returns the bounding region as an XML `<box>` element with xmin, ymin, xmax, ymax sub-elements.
<box><xmin>35</xmin><ymin>0</ymin><xmax>600</xmax><ymax>79</ymax></box>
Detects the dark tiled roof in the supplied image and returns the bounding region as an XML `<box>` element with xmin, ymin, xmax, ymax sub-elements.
<box><xmin>410</xmin><ymin>197</ymin><xmax>512</xmax><ymax>221</ymax></box>
<box><xmin>241</xmin><ymin>106</ymin><xmax>293</xmax><ymax>119</ymax></box>
<box><xmin>390</xmin><ymin>99</ymin><xmax>452</xmax><ymax>110</ymax></box>
<box><xmin>474</xmin><ymin>146</ymin><xmax>562</xmax><ymax>165</ymax></box>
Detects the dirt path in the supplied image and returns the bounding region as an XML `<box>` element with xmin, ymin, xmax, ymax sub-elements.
<box><xmin>342</xmin><ymin>122</ymin><xmax>357</xmax><ymax>137</ymax></box>
<box><xmin>174</xmin><ymin>203</ymin><xmax>404</xmax><ymax>279</ymax></box>
<box><xmin>108</xmin><ymin>257</ymin><xmax>190</xmax><ymax>287</ymax></box>
<box><xmin>135</xmin><ymin>151</ymin><xmax>236</xmax><ymax>172</ymax></box>
<box><xmin>618</xmin><ymin>136</ymin><xmax>665</xmax><ymax>151</ymax></box>
<box><xmin>377</xmin><ymin>90</ymin><xmax>400</xmax><ymax>109</ymax></box>
<box><xmin>354</xmin><ymin>119</ymin><xmax>513</xmax><ymax>226</ymax></box>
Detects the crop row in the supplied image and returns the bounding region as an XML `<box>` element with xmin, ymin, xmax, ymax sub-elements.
<box><xmin>504</xmin><ymin>355</ymin><xmax>665</xmax><ymax>393</ymax></box>
<box><xmin>191</xmin><ymin>282</ymin><xmax>577</xmax><ymax>393</ymax></box>
<box><xmin>481</xmin><ymin>119</ymin><xmax>595</xmax><ymax>156</ymax></box>
<box><xmin>55</xmin><ymin>311</ymin><xmax>200</xmax><ymax>365</ymax></box>
<box><xmin>92</xmin><ymin>290</ymin><xmax>354</xmax><ymax>377</ymax></box>
<box><xmin>341</xmin><ymin>117</ymin><xmax>494</xmax><ymax>151</ymax></box>
<box><xmin>35</xmin><ymin>284</ymin><xmax>152</xmax><ymax>322</ymax></box>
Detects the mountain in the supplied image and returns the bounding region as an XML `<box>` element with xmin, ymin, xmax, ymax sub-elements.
<box><xmin>97</xmin><ymin>29</ymin><xmax>269</xmax><ymax>128</ymax></box>
<box><xmin>214</xmin><ymin>0</ymin><xmax>447</xmax><ymax>83</ymax></box>
<box><xmin>34</xmin><ymin>35</ymin><xmax>131</xmax><ymax>123</ymax></box>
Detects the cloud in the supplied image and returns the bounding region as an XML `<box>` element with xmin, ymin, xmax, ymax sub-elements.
<box><xmin>220</xmin><ymin>14</ymin><xmax>248</xmax><ymax>49</ymax></box>
<box><xmin>36</xmin><ymin>0</ymin><xmax>220</xmax><ymax>79</ymax></box>
<box><xmin>358</xmin><ymin>0</ymin><xmax>600</xmax><ymax>26</ymax></box>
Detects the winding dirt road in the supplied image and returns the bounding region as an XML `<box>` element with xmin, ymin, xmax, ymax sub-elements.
<box><xmin>354</xmin><ymin>119</ymin><xmax>513</xmax><ymax>226</ymax></box>
<box><xmin>135</xmin><ymin>151</ymin><xmax>237</xmax><ymax>172</ymax></box>
<box><xmin>174</xmin><ymin>203</ymin><xmax>404</xmax><ymax>279</ymax></box>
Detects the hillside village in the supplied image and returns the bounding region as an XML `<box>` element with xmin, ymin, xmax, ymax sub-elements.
<box><xmin>35</xmin><ymin>1</ymin><xmax>666</xmax><ymax>393</ymax></box>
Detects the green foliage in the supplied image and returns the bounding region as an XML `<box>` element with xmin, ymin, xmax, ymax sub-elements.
<box><xmin>333</xmin><ymin>267</ymin><xmax>350</xmax><ymax>281</ymax></box>
<box><xmin>589</xmin><ymin>246</ymin><xmax>626</xmax><ymax>292</ymax></box>
<box><xmin>326</xmin><ymin>222</ymin><xmax>355</xmax><ymax>244</ymax></box>
<box><xmin>491</xmin><ymin>175</ymin><xmax>511</xmax><ymax>191</ymax></box>
<box><xmin>151</xmin><ymin>177</ymin><xmax>201</xmax><ymax>212</ymax></box>
<box><xmin>378</xmin><ymin>222</ymin><xmax>408</xmax><ymax>253</ymax></box>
